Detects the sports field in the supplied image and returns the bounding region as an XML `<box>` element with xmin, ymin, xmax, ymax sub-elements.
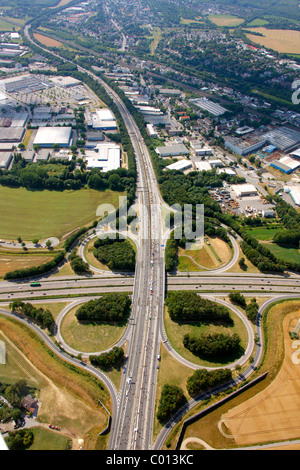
<box><xmin>245</xmin><ymin>28</ymin><xmax>300</xmax><ymax>53</ymax></box>
<box><xmin>0</xmin><ymin>187</ymin><xmax>124</xmax><ymax>241</ymax></box>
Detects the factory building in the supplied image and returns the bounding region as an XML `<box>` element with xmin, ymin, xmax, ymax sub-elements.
<box><xmin>33</xmin><ymin>126</ymin><xmax>72</xmax><ymax>148</ymax></box>
<box><xmin>165</xmin><ymin>159</ymin><xmax>192</xmax><ymax>172</ymax></box>
<box><xmin>85</xmin><ymin>108</ymin><xmax>117</xmax><ymax>130</ymax></box>
<box><xmin>85</xmin><ymin>142</ymin><xmax>121</xmax><ymax>172</ymax></box>
<box><xmin>271</xmin><ymin>156</ymin><xmax>300</xmax><ymax>174</ymax></box>
<box><xmin>146</xmin><ymin>124</ymin><xmax>158</xmax><ymax>138</ymax></box>
<box><xmin>0</xmin><ymin>152</ymin><xmax>12</xmax><ymax>169</ymax></box>
<box><xmin>0</xmin><ymin>127</ymin><xmax>25</xmax><ymax>143</ymax></box>
<box><xmin>190</xmin><ymin>142</ymin><xmax>212</xmax><ymax>156</ymax></box>
<box><xmin>231</xmin><ymin>183</ymin><xmax>258</xmax><ymax>197</ymax></box>
<box><xmin>49</xmin><ymin>76</ymin><xmax>81</xmax><ymax>88</ymax></box>
<box><xmin>189</xmin><ymin>98</ymin><xmax>229</xmax><ymax>116</ymax></box>
<box><xmin>195</xmin><ymin>161</ymin><xmax>212</xmax><ymax>172</ymax></box>
<box><xmin>225</xmin><ymin>134</ymin><xmax>267</xmax><ymax>156</ymax></box>
<box><xmin>284</xmin><ymin>186</ymin><xmax>300</xmax><ymax>206</ymax></box>
<box><xmin>155</xmin><ymin>143</ymin><xmax>189</xmax><ymax>157</ymax></box>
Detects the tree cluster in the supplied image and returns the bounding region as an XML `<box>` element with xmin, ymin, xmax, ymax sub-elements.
<box><xmin>10</xmin><ymin>300</ymin><xmax>55</xmax><ymax>332</ymax></box>
<box><xmin>186</xmin><ymin>368</ymin><xmax>233</xmax><ymax>397</ymax></box>
<box><xmin>245</xmin><ymin>298</ymin><xmax>259</xmax><ymax>323</ymax></box>
<box><xmin>183</xmin><ymin>332</ymin><xmax>241</xmax><ymax>359</ymax></box>
<box><xmin>75</xmin><ymin>293</ymin><xmax>131</xmax><ymax>323</ymax></box>
<box><xmin>90</xmin><ymin>347</ymin><xmax>125</xmax><ymax>371</ymax></box>
<box><xmin>156</xmin><ymin>384</ymin><xmax>187</xmax><ymax>425</ymax></box>
<box><xmin>229</xmin><ymin>291</ymin><xmax>246</xmax><ymax>308</ymax></box>
<box><xmin>93</xmin><ymin>236</ymin><xmax>135</xmax><ymax>272</ymax></box>
<box><xmin>166</xmin><ymin>292</ymin><xmax>230</xmax><ymax>323</ymax></box>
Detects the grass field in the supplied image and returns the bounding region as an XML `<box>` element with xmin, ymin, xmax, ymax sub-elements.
<box><xmin>245</xmin><ymin>27</ymin><xmax>300</xmax><ymax>53</ymax></box>
<box><xmin>208</xmin><ymin>14</ymin><xmax>245</xmax><ymax>27</ymax></box>
<box><xmin>60</xmin><ymin>305</ymin><xmax>126</xmax><ymax>353</ymax></box>
<box><xmin>177</xmin><ymin>237</ymin><xmax>231</xmax><ymax>271</ymax></box>
<box><xmin>33</xmin><ymin>33</ymin><xmax>62</xmax><ymax>48</ymax></box>
<box><xmin>247</xmin><ymin>18</ymin><xmax>269</xmax><ymax>27</ymax></box>
<box><xmin>265</xmin><ymin>242</ymin><xmax>300</xmax><ymax>264</ymax></box>
<box><xmin>244</xmin><ymin>225</ymin><xmax>282</xmax><ymax>241</ymax></box>
<box><xmin>164</xmin><ymin>305</ymin><xmax>248</xmax><ymax>368</ymax></box>
<box><xmin>0</xmin><ymin>313</ymin><xmax>110</xmax><ymax>449</ymax></box>
<box><xmin>0</xmin><ymin>18</ymin><xmax>20</xmax><ymax>31</ymax></box>
<box><xmin>0</xmin><ymin>187</ymin><xmax>124</xmax><ymax>241</ymax></box>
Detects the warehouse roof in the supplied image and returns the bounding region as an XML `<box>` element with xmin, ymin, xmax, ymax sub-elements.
<box><xmin>33</xmin><ymin>127</ymin><xmax>72</xmax><ymax>147</ymax></box>
<box><xmin>165</xmin><ymin>159</ymin><xmax>192</xmax><ymax>171</ymax></box>
<box><xmin>0</xmin><ymin>127</ymin><xmax>25</xmax><ymax>142</ymax></box>
<box><xmin>156</xmin><ymin>143</ymin><xmax>189</xmax><ymax>156</ymax></box>
<box><xmin>232</xmin><ymin>183</ymin><xmax>258</xmax><ymax>196</ymax></box>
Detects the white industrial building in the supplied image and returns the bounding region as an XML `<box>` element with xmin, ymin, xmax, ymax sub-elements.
<box><xmin>195</xmin><ymin>161</ymin><xmax>212</xmax><ymax>172</ymax></box>
<box><xmin>85</xmin><ymin>108</ymin><xmax>117</xmax><ymax>130</ymax></box>
<box><xmin>0</xmin><ymin>152</ymin><xmax>12</xmax><ymax>169</ymax></box>
<box><xmin>49</xmin><ymin>76</ymin><xmax>81</xmax><ymax>88</ymax></box>
<box><xmin>190</xmin><ymin>141</ymin><xmax>212</xmax><ymax>156</ymax></box>
<box><xmin>85</xmin><ymin>142</ymin><xmax>121</xmax><ymax>172</ymax></box>
<box><xmin>217</xmin><ymin>167</ymin><xmax>236</xmax><ymax>176</ymax></box>
<box><xmin>284</xmin><ymin>185</ymin><xmax>300</xmax><ymax>206</ymax></box>
<box><xmin>189</xmin><ymin>98</ymin><xmax>229</xmax><ymax>116</ymax></box>
<box><xmin>209</xmin><ymin>159</ymin><xmax>224</xmax><ymax>168</ymax></box>
<box><xmin>136</xmin><ymin>106</ymin><xmax>163</xmax><ymax>116</ymax></box>
<box><xmin>33</xmin><ymin>126</ymin><xmax>72</xmax><ymax>148</ymax></box>
<box><xmin>156</xmin><ymin>143</ymin><xmax>189</xmax><ymax>157</ymax></box>
<box><xmin>165</xmin><ymin>159</ymin><xmax>192</xmax><ymax>172</ymax></box>
<box><xmin>231</xmin><ymin>183</ymin><xmax>258</xmax><ymax>197</ymax></box>
<box><xmin>146</xmin><ymin>123</ymin><xmax>157</xmax><ymax>138</ymax></box>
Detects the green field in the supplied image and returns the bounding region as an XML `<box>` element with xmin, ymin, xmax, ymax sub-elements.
<box><xmin>265</xmin><ymin>243</ymin><xmax>300</xmax><ymax>264</ymax></box>
<box><xmin>245</xmin><ymin>225</ymin><xmax>283</xmax><ymax>241</ymax></box>
<box><xmin>0</xmin><ymin>187</ymin><xmax>124</xmax><ymax>241</ymax></box>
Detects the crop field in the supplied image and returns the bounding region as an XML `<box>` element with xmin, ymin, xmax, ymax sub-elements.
<box><xmin>245</xmin><ymin>28</ymin><xmax>300</xmax><ymax>53</ymax></box>
<box><xmin>208</xmin><ymin>14</ymin><xmax>245</xmax><ymax>27</ymax></box>
<box><xmin>221</xmin><ymin>302</ymin><xmax>300</xmax><ymax>447</ymax></box>
<box><xmin>33</xmin><ymin>33</ymin><xmax>62</xmax><ymax>48</ymax></box>
<box><xmin>0</xmin><ymin>252</ymin><xmax>54</xmax><ymax>278</ymax></box>
<box><xmin>0</xmin><ymin>187</ymin><xmax>124</xmax><ymax>241</ymax></box>
<box><xmin>177</xmin><ymin>300</ymin><xmax>300</xmax><ymax>450</ymax></box>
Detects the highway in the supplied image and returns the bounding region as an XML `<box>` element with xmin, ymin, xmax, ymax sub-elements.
<box><xmin>1</xmin><ymin>21</ymin><xmax>294</xmax><ymax>452</ymax></box>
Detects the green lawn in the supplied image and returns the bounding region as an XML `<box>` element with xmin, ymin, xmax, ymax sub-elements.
<box><xmin>265</xmin><ymin>243</ymin><xmax>300</xmax><ymax>264</ymax></box>
<box><xmin>0</xmin><ymin>187</ymin><xmax>124</xmax><ymax>240</ymax></box>
<box><xmin>245</xmin><ymin>225</ymin><xmax>283</xmax><ymax>241</ymax></box>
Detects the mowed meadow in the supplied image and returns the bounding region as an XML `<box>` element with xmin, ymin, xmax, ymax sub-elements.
<box><xmin>0</xmin><ymin>186</ymin><xmax>124</xmax><ymax>241</ymax></box>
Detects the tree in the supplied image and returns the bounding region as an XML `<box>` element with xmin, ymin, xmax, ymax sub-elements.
<box><xmin>157</xmin><ymin>384</ymin><xmax>187</xmax><ymax>424</ymax></box>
